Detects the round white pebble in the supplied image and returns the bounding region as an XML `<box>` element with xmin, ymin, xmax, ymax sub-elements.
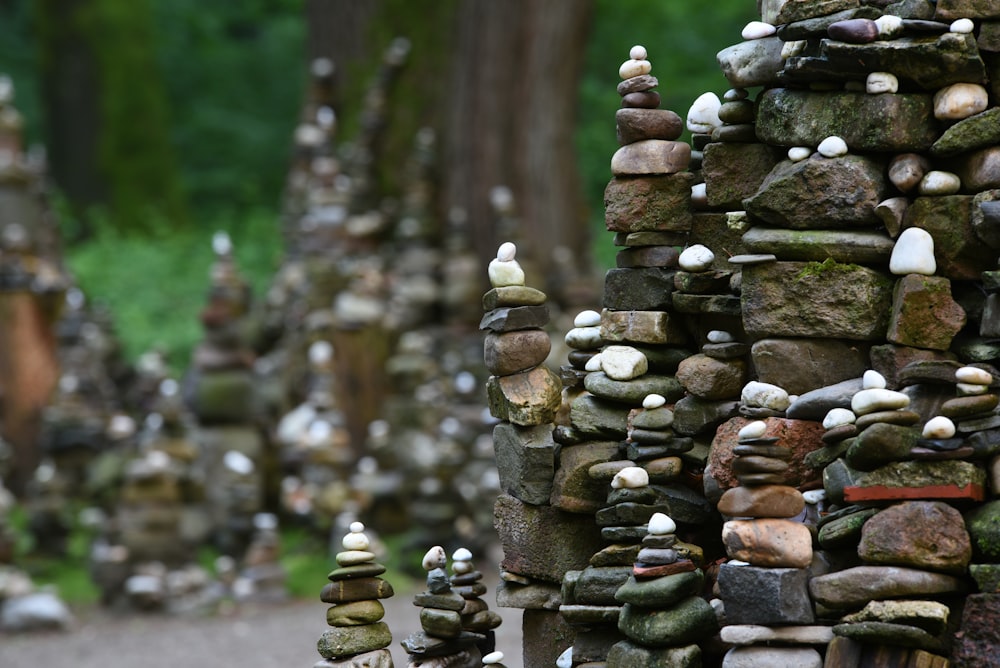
<box><xmin>686</xmin><ymin>92</ymin><xmax>722</xmax><ymax>134</ymax></box>
<box><xmin>452</xmin><ymin>547</ymin><xmax>472</xmax><ymax>561</ymax></box>
<box><xmin>422</xmin><ymin>545</ymin><xmax>447</xmax><ymax>571</ymax></box>
<box><xmin>556</xmin><ymin>647</ymin><xmax>573</xmax><ymax>668</ymax></box>
<box><xmin>691</xmin><ymin>182</ymin><xmax>708</xmax><ymax>207</ymax></box>
<box><xmin>823</xmin><ymin>407</ymin><xmax>857</xmax><ymax>429</ymax></box>
<box><xmin>957</xmin><ymin>366</ymin><xmax>993</xmax><ymax>385</ymax></box>
<box><xmin>802</xmin><ymin>489</ymin><xmax>826</xmax><ymax>505</ymax></box>
<box><xmin>584</xmin><ymin>353</ymin><xmax>603</xmax><ymax>372</ymax></box>
<box><xmin>679</xmin><ymin>244</ymin><xmax>715</xmax><ymax>271</ymax></box>
<box><xmin>629</xmin><ymin>45</ymin><xmax>647</xmax><ymax>60</ymax></box>
<box><xmin>923</xmin><ymin>415</ymin><xmax>956</xmax><ymax>439</ymax></box>
<box><xmin>496</xmin><ymin>242</ymin><xmax>516</xmax><ymax>261</ymax></box>
<box><xmin>817</xmin><ymin>136</ymin><xmax>848</xmax><ymax>158</ymax></box>
<box><xmin>951</xmin><ymin>18</ymin><xmax>975</xmax><ymax>34</ymax></box>
<box><xmin>788</xmin><ymin>146</ymin><xmax>812</xmax><ymax>162</ymax></box>
<box><xmin>889</xmin><ymin>227</ymin><xmax>936</xmax><ymax>276</ymax></box>
<box><xmin>611</xmin><ymin>466</ymin><xmax>649</xmax><ymax>489</ymax></box>
<box><xmin>452</xmin><ymin>560</ymin><xmax>474</xmax><ymax>574</ymax></box>
<box><xmin>742</xmin><ymin>21</ymin><xmax>776</xmax><ymax>40</ymax></box>
<box><xmin>483</xmin><ymin>651</ymin><xmax>505</xmax><ymax>664</ymax></box>
<box><xmin>742</xmin><ymin>381</ymin><xmax>791</xmax><ymax>411</ymax></box>
<box><xmin>866</xmin><ymin>72</ymin><xmax>898</xmax><ymax>94</ymax></box>
<box><xmin>875</xmin><ymin>14</ymin><xmax>903</xmax><ymax>38</ymax></box>
<box><xmin>647</xmin><ymin>512</ymin><xmax>676</xmax><ymax>535</ymax></box>
<box><xmin>738</xmin><ymin>420</ymin><xmax>768</xmax><ymax>440</ymax></box>
<box><xmin>643</xmin><ymin>393</ymin><xmax>666</xmax><ymax>409</ymax></box>
<box><xmin>851</xmin><ymin>388</ymin><xmax>910</xmax><ymax>415</ymax></box>
<box><xmin>350</xmin><ymin>521</ymin><xmax>365</xmax><ymax>533</ymax></box>
<box><xmin>707</xmin><ymin>330</ymin><xmax>735</xmax><ymax>343</ymax></box>
<box><xmin>862</xmin><ymin>370</ymin><xmax>887</xmax><ymax>390</ymax></box>
<box><xmin>619</xmin><ymin>58</ymin><xmax>651</xmax><ymax>80</ymax></box>
<box><xmin>918</xmin><ymin>170</ymin><xmax>961</xmax><ymax>196</ymax></box>
<box><xmin>342</xmin><ymin>531</ymin><xmax>370</xmax><ymax>551</ymax></box>
<box><xmin>574</xmin><ymin>309</ymin><xmax>601</xmax><ymax>328</ymax></box>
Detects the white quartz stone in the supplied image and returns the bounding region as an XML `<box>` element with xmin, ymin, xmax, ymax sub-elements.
<box><xmin>647</xmin><ymin>512</ymin><xmax>676</xmax><ymax>535</ymax></box>
<box><xmin>574</xmin><ymin>309</ymin><xmax>601</xmax><ymax>328</ymax></box>
<box><xmin>889</xmin><ymin>227</ymin><xmax>936</xmax><ymax>275</ymax></box>
<box><xmin>742</xmin><ymin>21</ymin><xmax>776</xmax><ymax>40</ymax></box>
<box><xmin>823</xmin><ymin>408</ymin><xmax>857</xmax><ymax>429</ymax></box>
<box><xmin>556</xmin><ymin>647</ymin><xmax>573</xmax><ymax>668</ymax></box>
<box><xmin>487</xmin><ymin>242</ymin><xmax>525</xmax><ymax>287</ymax></box>
<box><xmin>708</xmin><ymin>330</ymin><xmax>735</xmax><ymax>343</ymax></box>
<box><xmin>851</xmin><ymin>388</ymin><xmax>910</xmax><ymax>415</ymax></box>
<box><xmin>934</xmin><ymin>83</ymin><xmax>989</xmax><ymax>120</ymax></box>
<box><xmin>875</xmin><ymin>14</ymin><xmax>904</xmax><ymax>38</ymax></box>
<box><xmin>957</xmin><ymin>382</ymin><xmax>989</xmax><ymax>396</ymax></box>
<box><xmin>788</xmin><ymin>146</ymin><xmax>811</xmax><ymax>162</ymax></box>
<box><xmin>601</xmin><ymin>345</ymin><xmax>649</xmax><ymax>381</ymax></box>
<box><xmin>584</xmin><ymin>353</ymin><xmax>603</xmax><ymax>372</ymax></box>
<box><xmin>629</xmin><ymin>45</ymin><xmax>648</xmax><ymax>60</ymax></box>
<box><xmin>691</xmin><ymin>182</ymin><xmax>708</xmax><ymax>207</ymax></box>
<box><xmin>951</xmin><ymin>18</ymin><xmax>975</xmax><ymax>34</ymax></box>
<box><xmin>679</xmin><ymin>244</ymin><xmax>715</xmax><ymax>271</ymax></box>
<box><xmin>741</xmin><ymin>381</ymin><xmax>791</xmax><ymax>411</ymax></box>
<box><xmin>483</xmin><ymin>651</ymin><xmax>505</xmax><ymax>665</ymax></box>
<box><xmin>452</xmin><ymin>547</ymin><xmax>473</xmax><ymax>562</ymax></box>
<box><xmin>923</xmin><ymin>415</ymin><xmax>956</xmax><ymax>439</ymax></box>
<box><xmin>781</xmin><ymin>40</ymin><xmax>807</xmax><ymax>59</ymax></box>
<box><xmin>422</xmin><ymin>545</ymin><xmax>447</xmax><ymax>571</ymax></box>
<box><xmin>918</xmin><ymin>170</ymin><xmax>961</xmax><ymax>196</ymax></box>
<box><xmin>611</xmin><ymin>466</ymin><xmax>650</xmax><ymax>489</ymax></box>
<box><xmin>867</xmin><ymin>72</ymin><xmax>899</xmax><ymax>94</ymax></box>
<box><xmin>863</xmin><ymin>370</ymin><xmax>887</xmax><ymax>390</ymax></box>
<box><xmin>802</xmin><ymin>489</ymin><xmax>826</xmax><ymax>505</ymax></box>
<box><xmin>957</xmin><ymin>366</ymin><xmax>994</xmax><ymax>385</ymax></box>
<box><xmin>565</xmin><ymin>326</ymin><xmax>603</xmax><ymax>350</ymax></box>
<box><xmin>497</xmin><ymin>241</ymin><xmax>517</xmax><ymax>262</ymax></box>
<box><xmin>738</xmin><ymin>420</ymin><xmax>768</xmax><ymax>440</ymax></box>
<box><xmin>620</xmin><ymin>58</ymin><xmax>652</xmax><ymax>80</ymax></box>
<box><xmin>817</xmin><ymin>136</ymin><xmax>848</xmax><ymax>158</ymax></box>
<box><xmin>342</xmin><ymin>530</ymin><xmax>370</xmax><ymax>551</ymax></box>
<box><xmin>687</xmin><ymin>92</ymin><xmax>722</xmax><ymax>134</ymax></box>
<box><xmin>643</xmin><ymin>393</ymin><xmax>667</xmax><ymax>409</ymax></box>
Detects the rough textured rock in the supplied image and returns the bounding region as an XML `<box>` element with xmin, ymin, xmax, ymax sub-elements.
<box><xmin>717</xmin><ymin>563</ymin><xmax>815</xmax><ymax>625</ymax></box>
<box><xmin>904</xmin><ymin>196</ymin><xmax>994</xmax><ymax>280</ymax></box>
<box><xmin>675</xmin><ymin>354</ymin><xmax>746</xmax><ymax>400</ymax></box>
<box><xmin>549</xmin><ymin>441</ymin><xmax>622</xmax><ymax>514</ymax></box>
<box><xmin>605</xmin><ymin>174</ymin><xmax>695</xmax><ymax>233</ymax></box>
<box><xmin>493</xmin><ymin>423</ymin><xmax>557</xmax><ymax>505</ymax></box>
<box><xmin>858</xmin><ymin>501</ymin><xmax>972</xmax><ymax>574</ymax></box>
<box><xmin>603</xmin><ymin>268</ymin><xmax>677</xmax><ymax>311</ymax></box>
<box><xmin>717</xmin><ymin>37</ymin><xmax>785</xmax><ymax>88</ymax></box>
<box><xmin>617</xmin><ymin>596</ymin><xmax>719</xmax><ymax>647</ymax></box>
<box><xmin>931</xmin><ymin>108</ymin><xmax>1000</xmax><ymax>157</ymax></box>
<box><xmin>702</xmin><ymin>143</ymin><xmax>780</xmax><ymax>209</ymax></box>
<box><xmin>706</xmin><ymin>417</ymin><xmax>824</xmax><ymax>493</ymax></box>
<box><xmin>809</xmin><ymin>565</ymin><xmax>967</xmax><ymax>609</ymax></box>
<box><xmin>887</xmin><ymin>275</ymin><xmax>966</xmax><ymax>351</ymax></box>
<box><xmin>742</xmin><ymin>227</ymin><xmax>894</xmax><ymax>264</ymax></box>
<box><xmin>965</xmin><ymin>499</ymin><xmax>1000</xmax><ymax>561</ymax></box>
<box><xmin>486</xmin><ymin>365</ymin><xmax>563</xmax><ymax>426</ymax></box>
<box><xmin>951</xmin><ymin>593</ymin><xmax>1000</xmax><ymax>668</ymax></box>
<box><xmin>751</xmin><ymin>338</ymin><xmax>868</xmax><ymax>396</ymax></box>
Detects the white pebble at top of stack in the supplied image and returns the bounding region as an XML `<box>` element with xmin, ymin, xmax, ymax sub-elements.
<box><xmin>619</xmin><ymin>45</ymin><xmax>652</xmax><ymax>79</ymax></box>
<box><xmin>647</xmin><ymin>512</ymin><xmax>676</xmax><ymax>536</ymax></box>
<box><xmin>487</xmin><ymin>242</ymin><xmax>525</xmax><ymax>288</ymax></box>
<box><xmin>422</xmin><ymin>545</ymin><xmax>447</xmax><ymax>572</ymax></box>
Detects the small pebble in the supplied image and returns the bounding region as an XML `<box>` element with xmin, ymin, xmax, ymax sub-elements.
<box><xmin>889</xmin><ymin>227</ymin><xmax>936</xmax><ymax>276</ymax></box>
<box><xmin>453</xmin><ymin>547</ymin><xmax>473</xmax><ymax>562</ymax></box>
<box><xmin>950</xmin><ymin>18</ymin><xmax>975</xmax><ymax>34</ymax></box>
<box><xmin>487</xmin><ymin>242</ymin><xmax>525</xmax><ymax>287</ymax></box>
<box><xmin>686</xmin><ymin>92</ymin><xmax>722</xmax><ymax>134</ymax></box>
<box><xmin>866</xmin><ymin>72</ymin><xmax>898</xmax><ymax>94</ymax></box>
<box><xmin>823</xmin><ymin>407</ymin><xmax>857</xmax><ymax>429</ymax></box>
<box><xmin>585</xmin><ymin>354</ymin><xmax>603</xmax><ymax>372</ymax></box>
<box><xmin>691</xmin><ymin>182</ymin><xmax>708</xmax><ymax>207</ymax></box>
<box><xmin>802</xmin><ymin>489</ymin><xmax>826</xmax><ymax>505</ymax></box>
<box><xmin>612</xmin><ymin>466</ymin><xmax>650</xmax><ymax>489</ymax></box>
<box><xmin>957</xmin><ymin>366</ymin><xmax>993</xmax><ymax>385</ymax></box>
<box><xmin>742</xmin><ymin>381</ymin><xmax>791</xmax><ymax>411</ymax></box>
<box><xmin>918</xmin><ymin>171</ymin><xmax>961</xmax><ymax>196</ymax></box>
<box><xmin>342</xmin><ymin>529</ymin><xmax>370</xmax><ymax>551</ymax></box>
<box><xmin>452</xmin><ymin>560</ymin><xmax>474</xmax><ymax>575</ymax></box>
<box><xmin>647</xmin><ymin>512</ymin><xmax>676</xmax><ymax>535</ymax></box>
<box><xmin>350</xmin><ymin>521</ymin><xmax>365</xmax><ymax>533</ymax></box>
<box><xmin>738</xmin><ymin>420</ymin><xmax>768</xmax><ymax>440</ymax></box>
<box><xmin>923</xmin><ymin>415</ymin><xmax>956</xmax><ymax>439</ymax></box>
<box><xmin>643</xmin><ymin>393</ymin><xmax>666</xmax><ymax>409</ymax></box>
<box><xmin>679</xmin><ymin>244</ymin><xmax>715</xmax><ymax>271</ymax></box>
<box><xmin>817</xmin><ymin>136</ymin><xmax>848</xmax><ymax>158</ymax></box>
<box><xmin>723</xmin><ymin>88</ymin><xmax>748</xmax><ymax>102</ymax></box>
<box><xmin>620</xmin><ymin>58</ymin><xmax>652</xmax><ymax>80</ymax></box>
<box><xmin>875</xmin><ymin>14</ymin><xmax>903</xmax><ymax>38</ymax></box>
<box><xmin>497</xmin><ymin>241</ymin><xmax>516</xmax><ymax>262</ymax></box>
<box><xmin>788</xmin><ymin>146</ymin><xmax>811</xmax><ymax>162</ymax></box>
<box><xmin>574</xmin><ymin>309</ymin><xmax>601</xmax><ymax>328</ymax></box>
<box><xmin>742</xmin><ymin>21</ymin><xmax>776</xmax><ymax>40</ymax></box>
<box><xmin>707</xmin><ymin>330</ymin><xmax>735</xmax><ymax>344</ymax></box>
<box><xmin>781</xmin><ymin>40</ymin><xmax>807</xmax><ymax>59</ymax></box>
<box><xmin>863</xmin><ymin>370</ymin><xmax>887</xmax><ymax>390</ymax></box>
<box><xmin>957</xmin><ymin>382</ymin><xmax>989</xmax><ymax>396</ymax></box>
<box><xmin>851</xmin><ymin>388</ymin><xmax>910</xmax><ymax>415</ymax></box>
<box><xmin>422</xmin><ymin>546</ymin><xmax>447</xmax><ymax>571</ymax></box>
<box><xmin>483</xmin><ymin>651</ymin><xmax>505</xmax><ymax>665</ymax></box>
<box><xmin>556</xmin><ymin>647</ymin><xmax>573</xmax><ymax>668</ymax></box>
<box><xmin>565</xmin><ymin>326</ymin><xmax>603</xmax><ymax>350</ymax></box>
<box><xmin>629</xmin><ymin>45</ymin><xmax>647</xmax><ymax>60</ymax></box>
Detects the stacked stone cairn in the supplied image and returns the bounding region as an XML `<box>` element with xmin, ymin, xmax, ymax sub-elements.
<box><xmin>316</xmin><ymin>521</ymin><xmax>394</xmax><ymax>667</ymax></box>
<box><xmin>449</xmin><ymin>547</ymin><xmax>502</xmax><ymax>657</ymax></box>
<box><xmin>401</xmin><ymin>545</ymin><xmax>483</xmax><ymax>667</ymax></box>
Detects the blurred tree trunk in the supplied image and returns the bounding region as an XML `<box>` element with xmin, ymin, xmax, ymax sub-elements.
<box><xmin>307</xmin><ymin>0</ymin><xmax>595</xmax><ymax>298</ymax></box>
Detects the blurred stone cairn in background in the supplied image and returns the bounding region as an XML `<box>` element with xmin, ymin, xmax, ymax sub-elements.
<box><xmin>487</xmin><ymin>1</ymin><xmax>1000</xmax><ymax>666</ymax></box>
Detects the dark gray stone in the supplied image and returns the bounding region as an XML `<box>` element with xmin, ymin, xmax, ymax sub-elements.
<box><xmin>718</xmin><ymin>563</ymin><xmax>815</xmax><ymax>625</ymax></box>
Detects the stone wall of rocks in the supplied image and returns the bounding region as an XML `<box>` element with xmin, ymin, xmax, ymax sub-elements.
<box><xmin>488</xmin><ymin>1</ymin><xmax>1000</xmax><ymax>666</ymax></box>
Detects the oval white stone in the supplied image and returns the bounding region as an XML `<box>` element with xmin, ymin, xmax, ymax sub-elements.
<box><xmin>643</xmin><ymin>393</ymin><xmax>666</xmax><ymax>409</ymax></box>
<box><xmin>788</xmin><ymin>146</ymin><xmax>811</xmax><ymax>162</ymax></box>
<box><xmin>875</xmin><ymin>14</ymin><xmax>903</xmax><ymax>38</ymax></box>
<box><xmin>497</xmin><ymin>241</ymin><xmax>517</xmax><ymax>261</ymax></box>
<box><xmin>851</xmin><ymin>388</ymin><xmax>910</xmax><ymax>415</ymax></box>
<box><xmin>889</xmin><ymin>227</ymin><xmax>936</xmax><ymax>275</ymax></box>
<box><xmin>350</xmin><ymin>521</ymin><xmax>365</xmax><ymax>533</ymax></box>
<box><xmin>565</xmin><ymin>326</ymin><xmax>603</xmax><ymax>350</ymax></box>
<box><xmin>686</xmin><ymin>92</ymin><xmax>722</xmax><ymax>134</ymax></box>
<box><xmin>422</xmin><ymin>545</ymin><xmax>447</xmax><ymax>571</ymax></box>
<box><xmin>342</xmin><ymin>531</ymin><xmax>370</xmax><ymax>551</ymax></box>
<box><xmin>863</xmin><ymin>370</ymin><xmax>887</xmax><ymax>390</ymax></box>
<box><xmin>483</xmin><ymin>651</ymin><xmax>505</xmax><ymax>664</ymax></box>
<box><xmin>738</xmin><ymin>420</ymin><xmax>768</xmax><ymax>440</ymax></box>
<box><xmin>574</xmin><ymin>309</ymin><xmax>601</xmax><ymax>328</ymax></box>
<box><xmin>923</xmin><ymin>415</ymin><xmax>956</xmax><ymax>439</ymax></box>
<box><xmin>957</xmin><ymin>366</ymin><xmax>993</xmax><ymax>384</ymax></box>
<box><xmin>817</xmin><ymin>135</ymin><xmax>848</xmax><ymax>158</ymax></box>
<box><xmin>742</xmin><ymin>381</ymin><xmax>791</xmax><ymax>411</ymax></box>
<box><xmin>918</xmin><ymin>170</ymin><xmax>961</xmax><ymax>196</ymax></box>
<box><xmin>957</xmin><ymin>382</ymin><xmax>989</xmax><ymax>395</ymax></box>
<box><xmin>452</xmin><ymin>560</ymin><xmax>474</xmax><ymax>574</ymax></box>
<box><xmin>611</xmin><ymin>466</ymin><xmax>649</xmax><ymax>489</ymax></box>
<box><xmin>629</xmin><ymin>45</ymin><xmax>648</xmax><ymax>60</ymax></box>
<box><xmin>742</xmin><ymin>21</ymin><xmax>776</xmax><ymax>40</ymax></box>
<box><xmin>802</xmin><ymin>489</ymin><xmax>826</xmax><ymax>505</ymax></box>
<box><xmin>866</xmin><ymin>72</ymin><xmax>898</xmax><ymax>94</ymax></box>
<box><xmin>647</xmin><ymin>512</ymin><xmax>676</xmax><ymax>535</ymax></box>
<box><xmin>951</xmin><ymin>18</ymin><xmax>975</xmax><ymax>34</ymax></box>
<box><xmin>619</xmin><ymin>58</ymin><xmax>652</xmax><ymax>80</ymax></box>
<box><xmin>691</xmin><ymin>182</ymin><xmax>708</xmax><ymax>207</ymax></box>
<box><xmin>934</xmin><ymin>83</ymin><xmax>989</xmax><ymax>120</ymax></box>
<box><xmin>556</xmin><ymin>647</ymin><xmax>573</xmax><ymax>668</ymax></box>
<box><xmin>823</xmin><ymin>408</ymin><xmax>857</xmax><ymax>429</ymax></box>
<box><xmin>452</xmin><ymin>547</ymin><xmax>472</xmax><ymax>561</ymax></box>
<box><xmin>679</xmin><ymin>244</ymin><xmax>715</xmax><ymax>271</ymax></box>
<box><xmin>487</xmin><ymin>257</ymin><xmax>525</xmax><ymax>288</ymax></box>
<box><xmin>584</xmin><ymin>353</ymin><xmax>603</xmax><ymax>372</ymax></box>
<box><xmin>707</xmin><ymin>330</ymin><xmax>735</xmax><ymax>343</ymax></box>
<box><xmin>601</xmin><ymin>345</ymin><xmax>648</xmax><ymax>381</ymax></box>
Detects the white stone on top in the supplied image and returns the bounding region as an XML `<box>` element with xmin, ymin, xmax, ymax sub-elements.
<box><xmin>802</xmin><ymin>489</ymin><xmax>826</xmax><ymax>505</ymax></box>
<box><xmin>585</xmin><ymin>353</ymin><xmax>603</xmax><ymax>372</ymax></box>
<box><xmin>574</xmin><ymin>309</ymin><xmax>601</xmax><ymax>328</ymax></box>
<box><xmin>918</xmin><ymin>170</ymin><xmax>961</xmax><ymax>196</ymax></box>
<box><xmin>452</xmin><ymin>547</ymin><xmax>473</xmax><ymax>562</ymax></box>
<box><xmin>742</xmin><ymin>21</ymin><xmax>776</xmax><ymax>40</ymax></box>
<box><xmin>957</xmin><ymin>366</ymin><xmax>993</xmax><ymax>385</ymax></box>
<box><xmin>889</xmin><ymin>227</ymin><xmax>936</xmax><ymax>275</ymax></box>
<box><xmin>863</xmin><ymin>370</ymin><xmax>887</xmax><ymax>390</ymax></box>
<box><xmin>867</xmin><ymin>72</ymin><xmax>898</xmax><ymax>94</ymax></box>
<box><xmin>817</xmin><ymin>136</ymin><xmax>848</xmax><ymax>158</ymax></box>
<box><xmin>487</xmin><ymin>242</ymin><xmax>525</xmax><ymax>287</ymax></box>
<box><xmin>679</xmin><ymin>244</ymin><xmax>715</xmax><ymax>271</ymax></box>
<box><xmin>875</xmin><ymin>14</ymin><xmax>903</xmax><ymax>38</ymax></box>
<box><xmin>611</xmin><ymin>466</ymin><xmax>650</xmax><ymax>489</ymax></box>
<box><xmin>686</xmin><ymin>92</ymin><xmax>722</xmax><ymax>134</ymax></box>
<box><xmin>788</xmin><ymin>146</ymin><xmax>811</xmax><ymax>162</ymax></box>
<box><xmin>601</xmin><ymin>345</ymin><xmax>648</xmax><ymax>381</ymax></box>
<box><xmin>647</xmin><ymin>512</ymin><xmax>676</xmax><ymax>535</ymax></box>
<box><xmin>823</xmin><ymin>407</ymin><xmax>857</xmax><ymax>429</ymax></box>
<box><xmin>619</xmin><ymin>58</ymin><xmax>652</xmax><ymax>80</ymax></box>
<box><xmin>923</xmin><ymin>415</ymin><xmax>956</xmax><ymax>439</ymax></box>
<box><xmin>643</xmin><ymin>393</ymin><xmax>667</xmax><ymax>409</ymax></box>
<box><xmin>741</xmin><ymin>381</ymin><xmax>791</xmax><ymax>411</ymax></box>
<box><xmin>422</xmin><ymin>545</ymin><xmax>447</xmax><ymax>571</ymax></box>
<box><xmin>629</xmin><ymin>45</ymin><xmax>648</xmax><ymax>60</ymax></box>
<box><xmin>497</xmin><ymin>241</ymin><xmax>516</xmax><ymax>261</ymax></box>
<box><xmin>708</xmin><ymin>330</ymin><xmax>735</xmax><ymax>343</ymax></box>
<box><xmin>738</xmin><ymin>420</ymin><xmax>768</xmax><ymax>440</ymax></box>
<box><xmin>851</xmin><ymin>388</ymin><xmax>910</xmax><ymax>415</ymax></box>
<box><xmin>951</xmin><ymin>18</ymin><xmax>975</xmax><ymax>34</ymax></box>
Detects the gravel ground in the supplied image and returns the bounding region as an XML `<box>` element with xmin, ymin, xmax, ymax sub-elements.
<box><xmin>1</xmin><ymin>579</ymin><xmax>525</xmax><ymax>668</ymax></box>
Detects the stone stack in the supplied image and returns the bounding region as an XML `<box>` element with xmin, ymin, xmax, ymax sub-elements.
<box><xmin>401</xmin><ymin>545</ymin><xmax>483</xmax><ymax>668</ymax></box>
<box><xmin>449</xmin><ymin>547</ymin><xmax>502</xmax><ymax>657</ymax></box>
<box><xmin>316</xmin><ymin>521</ymin><xmax>394</xmax><ymax>668</ymax></box>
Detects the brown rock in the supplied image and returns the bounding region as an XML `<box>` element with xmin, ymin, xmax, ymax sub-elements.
<box><xmin>675</xmin><ymin>354</ymin><xmax>746</xmax><ymax>400</ymax></box>
<box><xmin>621</xmin><ymin>90</ymin><xmax>660</xmax><ymax>109</ymax></box>
<box><xmin>611</xmin><ymin>140</ymin><xmax>691</xmax><ymax>176</ymax></box>
<box><xmin>858</xmin><ymin>501</ymin><xmax>972</xmax><ymax>574</ymax></box>
<box><xmin>617</xmin><ymin>74</ymin><xmax>658</xmax><ymax>96</ymax></box>
<box><xmin>722</xmin><ymin>518</ymin><xmax>814</xmax><ymax>568</ymax></box>
<box><xmin>886</xmin><ymin>274</ymin><xmax>966</xmax><ymax>351</ymax></box>
<box><xmin>549</xmin><ymin>441</ymin><xmax>622</xmax><ymax>514</ymax></box>
<box><xmin>706</xmin><ymin>417</ymin><xmax>825</xmax><ymax>493</ymax></box>
<box><xmin>870</xmin><ymin>344</ymin><xmax>957</xmax><ymax>390</ymax></box>
<box><xmin>616</xmin><ymin>108</ymin><xmax>684</xmax><ymax>144</ymax></box>
<box><xmin>604</xmin><ymin>173</ymin><xmax>694</xmax><ymax>233</ymax></box>
<box><xmin>702</xmin><ymin>142</ymin><xmax>781</xmax><ymax>209</ymax></box>
<box><xmin>904</xmin><ymin>196</ymin><xmax>994</xmax><ymax>281</ymax></box>
<box><xmin>889</xmin><ymin>153</ymin><xmax>932</xmax><ymax>193</ymax></box>
<box><xmin>752</xmin><ymin>338</ymin><xmax>869</xmax><ymax>396</ymax></box>
<box><xmin>828</xmin><ymin>18</ymin><xmax>879</xmax><ymax>43</ymax></box>
<box><xmin>601</xmin><ymin>309</ymin><xmax>689</xmax><ymax>345</ymax></box>
<box><xmin>484</xmin><ymin>329</ymin><xmax>551</xmax><ymax>376</ymax></box>
<box><xmin>486</xmin><ymin>365</ymin><xmax>563</xmax><ymax>426</ymax></box>
<box><xmin>941</xmin><ymin>394</ymin><xmax>999</xmax><ymax>419</ymax></box>
<box><xmin>717</xmin><ymin>485</ymin><xmax>805</xmax><ymax>518</ymax></box>
<box><xmin>616</xmin><ymin>246</ymin><xmax>679</xmax><ymax>268</ymax></box>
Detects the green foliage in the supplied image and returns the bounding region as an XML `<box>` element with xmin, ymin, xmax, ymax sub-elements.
<box><xmin>8</xmin><ymin>505</ymin><xmax>101</xmax><ymax>604</ymax></box>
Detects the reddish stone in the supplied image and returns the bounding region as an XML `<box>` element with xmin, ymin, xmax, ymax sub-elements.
<box><xmin>845</xmin><ymin>483</ymin><xmax>985</xmax><ymax>503</ymax></box>
<box><xmin>886</xmin><ymin>274</ymin><xmax>966</xmax><ymax>351</ymax></box>
<box><xmin>634</xmin><ymin>559</ymin><xmax>697</xmax><ymax>579</ymax></box>
<box><xmin>706</xmin><ymin>417</ymin><xmax>825</xmax><ymax>493</ymax></box>
<box><xmin>858</xmin><ymin>501</ymin><xmax>972</xmax><ymax>575</ymax></box>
